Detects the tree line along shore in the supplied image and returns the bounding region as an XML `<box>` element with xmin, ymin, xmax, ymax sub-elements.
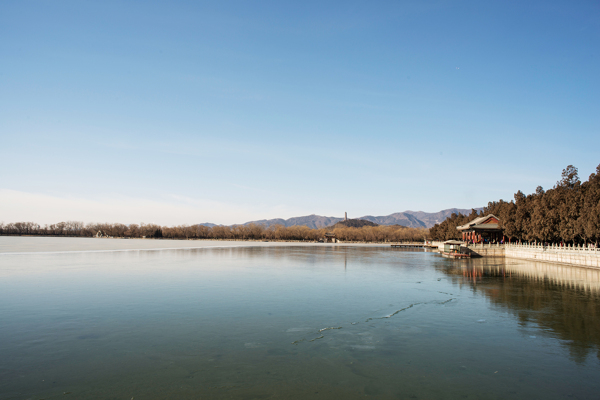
<box><xmin>0</xmin><ymin>221</ymin><xmax>428</xmax><ymax>243</ymax></box>
<box><xmin>2</xmin><ymin>164</ymin><xmax>598</xmax><ymax>245</ymax></box>
<box><xmin>429</xmin><ymin>164</ymin><xmax>600</xmax><ymax>245</ymax></box>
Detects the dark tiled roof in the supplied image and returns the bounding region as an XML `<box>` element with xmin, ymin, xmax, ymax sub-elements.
<box><xmin>457</xmin><ymin>214</ymin><xmax>500</xmax><ymax>231</ymax></box>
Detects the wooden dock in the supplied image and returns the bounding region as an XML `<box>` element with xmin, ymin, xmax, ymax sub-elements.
<box><xmin>391</xmin><ymin>243</ymin><xmax>438</xmax><ymax>249</ymax></box>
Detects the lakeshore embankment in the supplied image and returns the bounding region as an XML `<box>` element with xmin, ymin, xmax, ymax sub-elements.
<box><xmin>431</xmin><ymin>241</ymin><xmax>600</xmax><ymax>269</ymax></box>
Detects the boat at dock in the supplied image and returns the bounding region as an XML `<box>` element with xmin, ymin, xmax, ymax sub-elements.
<box><xmin>390</xmin><ymin>241</ymin><xmax>471</xmax><ymax>258</ymax></box>
<box><xmin>441</xmin><ymin>251</ymin><xmax>471</xmax><ymax>259</ymax></box>
<box><xmin>441</xmin><ymin>240</ymin><xmax>471</xmax><ymax>259</ymax></box>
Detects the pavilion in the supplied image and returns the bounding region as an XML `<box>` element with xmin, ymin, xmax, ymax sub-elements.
<box><xmin>456</xmin><ymin>214</ymin><xmax>503</xmax><ymax>244</ymax></box>
<box><xmin>324</xmin><ymin>232</ymin><xmax>337</xmax><ymax>243</ymax></box>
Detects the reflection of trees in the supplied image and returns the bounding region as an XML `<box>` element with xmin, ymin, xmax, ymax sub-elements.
<box><xmin>439</xmin><ymin>258</ymin><xmax>600</xmax><ymax>363</ymax></box>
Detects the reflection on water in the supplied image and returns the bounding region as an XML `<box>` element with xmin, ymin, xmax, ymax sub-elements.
<box><xmin>440</xmin><ymin>258</ymin><xmax>600</xmax><ymax>363</ymax></box>
<box><xmin>1</xmin><ymin>240</ymin><xmax>600</xmax><ymax>399</ymax></box>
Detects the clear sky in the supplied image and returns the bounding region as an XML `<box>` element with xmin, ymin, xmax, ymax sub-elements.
<box><xmin>1</xmin><ymin>1</ymin><xmax>599</xmax><ymax>225</ymax></box>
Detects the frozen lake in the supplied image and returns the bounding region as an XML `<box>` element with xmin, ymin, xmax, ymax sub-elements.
<box><xmin>1</xmin><ymin>237</ymin><xmax>599</xmax><ymax>399</ymax></box>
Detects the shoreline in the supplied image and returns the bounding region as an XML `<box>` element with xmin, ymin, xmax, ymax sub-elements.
<box><xmin>0</xmin><ymin>236</ymin><xmax>400</xmax><ymax>254</ymax></box>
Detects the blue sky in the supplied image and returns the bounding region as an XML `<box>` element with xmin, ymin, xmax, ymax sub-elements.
<box><xmin>1</xmin><ymin>1</ymin><xmax>599</xmax><ymax>225</ymax></box>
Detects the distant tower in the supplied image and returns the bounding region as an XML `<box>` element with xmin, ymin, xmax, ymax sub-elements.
<box><xmin>345</xmin><ymin>212</ymin><xmax>347</xmax><ymax>221</ymax></box>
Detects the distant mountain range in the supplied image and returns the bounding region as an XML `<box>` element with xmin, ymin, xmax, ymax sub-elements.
<box><xmin>240</xmin><ymin>215</ymin><xmax>341</xmax><ymax>230</ymax></box>
<box><xmin>237</xmin><ymin>208</ymin><xmax>482</xmax><ymax>229</ymax></box>
<box><xmin>197</xmin><ymin>222</ymin><xmax>218</xmax><ymax>228</ymax></box>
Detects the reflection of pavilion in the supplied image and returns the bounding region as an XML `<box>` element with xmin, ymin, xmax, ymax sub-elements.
<box><xmin>457</xmin><ymin>214</ymin><xmax>503</xmax><ymax>244</ymax></box>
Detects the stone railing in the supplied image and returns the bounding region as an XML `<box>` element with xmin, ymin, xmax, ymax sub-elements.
<box><xmin>465</xmin><ymin>242</ymin><xmax>505</xmax><ymax>257</ymax></box>
<box><xmin>505</xmin><ymin>242</ymin><xmax>600</xmax><ymax>253</ymax></box>
<box><xmin>430</xmin><ymin>242</ymin><xmax>600</xmax><ymax>267</ymax></box>
<box><xmin>505</xmin><ymin>242</ymin><xmax>600</xmax><ymax>269</ymax></box>
<box><xmin>467</xmin><ymin>243</ymin><xmax>505</xmax><ymax>249</ymax></box>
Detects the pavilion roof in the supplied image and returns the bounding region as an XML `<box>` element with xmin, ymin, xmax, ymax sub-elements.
<box><xmin>456</xmin><ymin>214</ymin><xmax>501</xmax><ymax>231</ymax></box>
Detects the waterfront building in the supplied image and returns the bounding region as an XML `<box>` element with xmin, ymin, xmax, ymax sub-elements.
<box><xmin>457</xmin><ymin>214</ymin><xmax>503</xmax><ymax>244</ymax></box>
<box><xmin>324</xmin><ymin>232</ymin><xmax>337</xmax><ymax>243</ymax></box>
<box><xmin>443</xmin><ymin>240</ymin><xmax>463</xmax><ymax>254</ymax></box>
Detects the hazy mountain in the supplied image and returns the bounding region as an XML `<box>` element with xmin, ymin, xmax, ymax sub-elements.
<box><xmin>404</xmin><ymin>208</ymin><xmax>483</xmax><ymax>227</ymax></box>
<box><xmin>242</xmin><ymin>208</ymin><xmax>482</xmax><ymax>229</ymax></box>
<box><xmin>359</xmin><ymin>213</ymin><xmax>428</xmax><ymax>228</ymax></box>
<box><xmin>244</xmin><ymin>214</ymin><xmax>342</xmax><ymax>229</ymax></box>
<box><xmin>361</xmin><ymin>208</ymin><xmax>482</xmax><ymax>228</ymax></box>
